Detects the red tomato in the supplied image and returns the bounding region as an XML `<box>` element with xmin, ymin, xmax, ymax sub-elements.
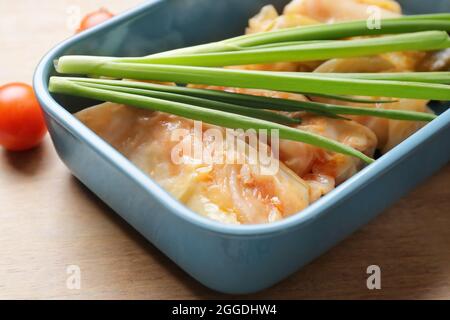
<box><xmin>77</xmin><ymin>8</ymin><xmax>114</xmax><ymax>33</ymax></box>
<box><xmin>0</xmin><ymin>83</ymin><xmax>47</xmax><ymax>151</ymax></box>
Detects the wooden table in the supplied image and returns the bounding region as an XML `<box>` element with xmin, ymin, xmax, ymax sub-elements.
<box><xmin>1</xmin><ymin>0</ymin><xmax>449</xmax><ymax>300</ymax></box>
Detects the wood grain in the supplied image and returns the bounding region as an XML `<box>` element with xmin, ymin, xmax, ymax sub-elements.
<box><xmin>0</xmin><ymin>0</ymin><xmax>449</xmax><ymax>300</ymax></box>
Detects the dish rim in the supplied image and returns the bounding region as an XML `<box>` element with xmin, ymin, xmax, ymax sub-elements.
<box><xmin>33</xmin><ymin>0</ymin><xmax>450</xmax><ymax>237</ymax></box>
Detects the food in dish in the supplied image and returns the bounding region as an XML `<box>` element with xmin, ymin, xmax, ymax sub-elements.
<box><xmin>49</xmin><ymin>0</ymin><xmax>450</xmax><ymax>224</ymax></box>
<box><xmin>77</xmin><ymin>103</ymin><xmax>311</xmax><ymax>224</ymax></box>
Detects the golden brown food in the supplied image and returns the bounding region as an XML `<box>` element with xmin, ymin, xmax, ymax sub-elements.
<box><xmin>284</xmin><ymin>0</ymin><xmax>400</xmax><ymax>22</ymax></box>
<box><xmin>279</xmin><ymin>115</ymin><xmax>377</xmax><ymax>187</ymax></box>
<box><xmin>77</xmin><ymin>103</ymin><xmax>313</xmax><ymax>225</ymax></box>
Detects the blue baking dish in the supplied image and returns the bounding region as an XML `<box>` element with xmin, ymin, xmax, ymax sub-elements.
<box><xmin>34</xmin><ymin>0</ymin><xmax>450</xmax><ymax>294</ymax></box>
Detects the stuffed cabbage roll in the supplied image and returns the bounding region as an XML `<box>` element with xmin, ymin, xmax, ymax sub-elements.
<box><xmin>278</xmin><ymin>114</ymin><xmax>377</xmax><ymax>200</ymax></box>
<box><xmin>284</xmin><ymin>0</ymin><xmax>401</xmax><ymax>22</ymax></box>
<box><xmin>76</xmin><ymin>103</ymin><xmax>311</xmax><ymax>225</ymax></box>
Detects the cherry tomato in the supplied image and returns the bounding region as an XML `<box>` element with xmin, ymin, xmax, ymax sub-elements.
<box><xmin>0</xmin><ymin>83</ymin><xmax>47</xmax><ymax>151</ymax></box>
<box><xmin>77</xmin><ymin>8</ymin><xmax>114</xmax><ymax>33</ymax></box>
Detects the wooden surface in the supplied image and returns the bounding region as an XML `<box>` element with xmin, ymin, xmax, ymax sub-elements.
<box><xmin>0</xmin><ymin>0</ymin><xmax>449</xmax><ymax>300</ymax></box>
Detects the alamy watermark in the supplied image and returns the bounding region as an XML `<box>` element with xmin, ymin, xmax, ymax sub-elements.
<box><xmin>367</xmin><ymin>6</ymin><xmax>382</xmax><ymax>30</ymax></box>
<box><xmin>170</xmin><ymin>121</ymin><xmax>281</xmax><ymax>175</ymax></box>
<box><xmin>66</xmin><ymin>265</ymin><xmax>81</xmax><ymax>290</ymax></box>
<box><xmin>366</xmin><ymin>265</ymin><xmax>381</xmax><ymax>290</ymax></box>
<box><xmin>66</xmin><ymin>5</ymin><xmax>82</xmax><ymax>32</ymax></box>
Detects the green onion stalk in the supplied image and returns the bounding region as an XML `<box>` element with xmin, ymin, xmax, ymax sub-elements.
<box><xmin>57</xmin><ymin>31</ymin><xmax>450</xmax><ymax>67</ymax></box>
<box><xmin>154</xmin><ymin>14</ymin><xmax>450</xmax><ymax>56</ymax></box>
<box><xmin>55</xmin><ymin>62</ymin><xmax>450</xmax><ymax>101</ymax></box>
<box><xmin>49</xmin><ymin>77</ymin><xmax>374</xmax><ymax>164</ymax></box>
<box><xmin>55</xmin><ymin>77</ymin><xmax>437</xmax><ymax>122</ymax></box>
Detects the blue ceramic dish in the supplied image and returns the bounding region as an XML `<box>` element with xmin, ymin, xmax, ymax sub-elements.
<box><xmin>34</xmin><ymin>0</ymin><xmax>450</xmax><ymax>294</ymax></box>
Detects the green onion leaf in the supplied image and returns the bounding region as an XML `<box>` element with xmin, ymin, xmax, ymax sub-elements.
<box><xmin>157</xmin><ymin>15</ymin><xmax>450</xmax><ymax>56</ymax></box>
<box><xmin>48</xmin><ymin>77</ymin><xmax>374</xmax><ymax>164</ymax></box>
<box><xmin>119</xmin><ymin>31</ymin><xmax>450</xmax><ymax>67</ymax></box>
<box><xmin>304</xmin><ymin>71</ymin><xmax>450</xmax><ymax>84</ymax></box>
<box><xmin>304</xmin><ymin>93</ymin><xmax>397</xmax><ymax>104</ymax></box>
<box><xmin>60</xmin><ymin>77</ymin><xmax>437</xmax><ymax>122</ymax></box>
<box><xmin>55</xmin><ymin>61</ymin><xmax>450</xmax><ymax>101</ymax></box>
<box><xmin>69</xmin><ymin>81</ymin><xmax>301</xmax><ymax>125</ymax></box>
